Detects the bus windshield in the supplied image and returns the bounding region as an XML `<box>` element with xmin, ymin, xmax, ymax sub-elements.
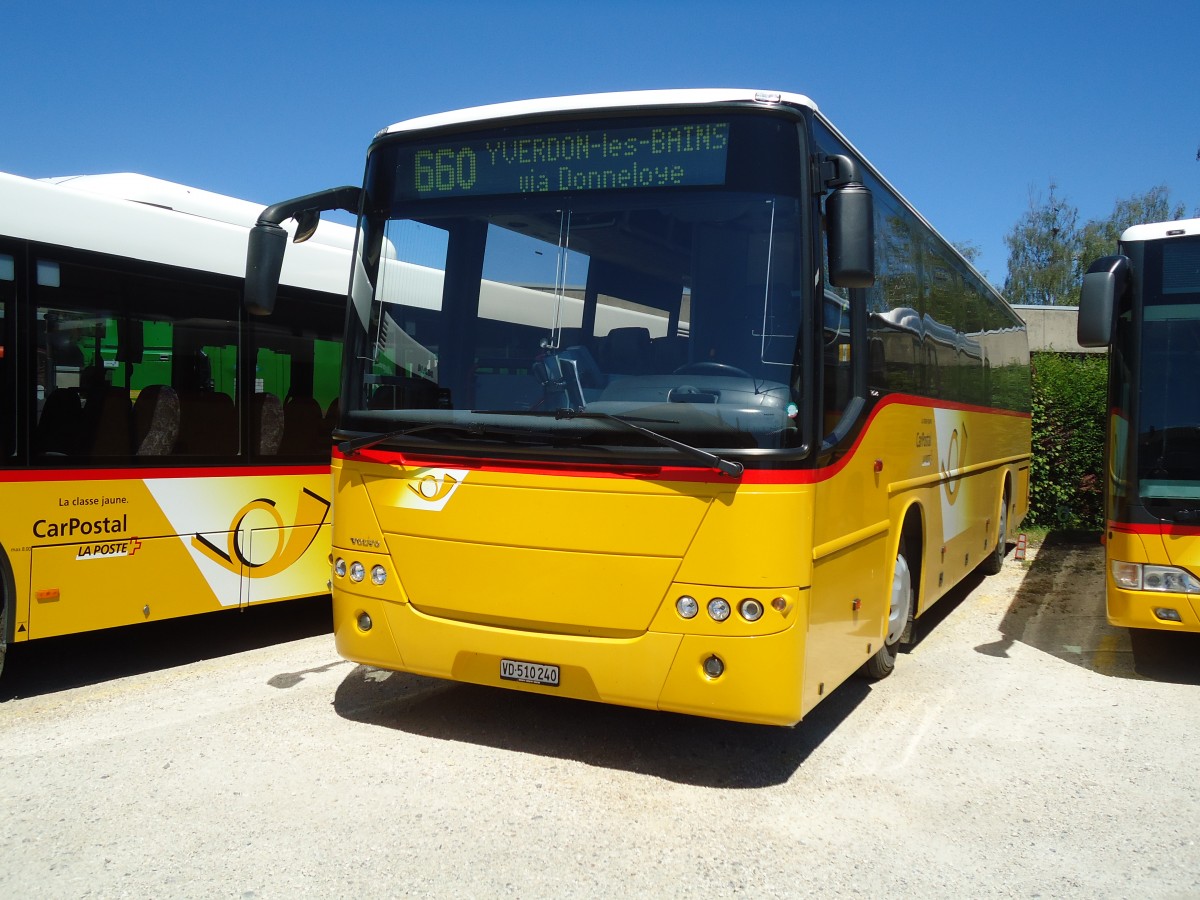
<box><xmin>341</xmin><ymin>113</ymin><xmax>807</xmax><ymax>456</ymax></box>
<box><xmin>1137</xmin><ymin>237</ymin><xmax>1200</xmax><ymax>506</ymax></box>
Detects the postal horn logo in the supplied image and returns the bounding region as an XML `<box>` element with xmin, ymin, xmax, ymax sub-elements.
<box><xmin>401</xmin><ymin>468</ymin><xmax>468</xmax><ymax>511</ymax></box>
<box><xmin>941</xmin><ymin>421</ymin><xmax>968</xmax><ymax>505</ymax></box>
<box><xmin>192</xmin><ymin>487</ymin><xmax>330</xmax><ymax>577</ymax></box>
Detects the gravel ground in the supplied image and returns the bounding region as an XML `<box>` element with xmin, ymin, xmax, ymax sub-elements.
<box><xmin>2</xmin><ymin>536</ymin><xmax>1198</xmax><ymax>899</ymax></box>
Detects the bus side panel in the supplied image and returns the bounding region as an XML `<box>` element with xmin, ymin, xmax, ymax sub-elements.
<box><xmin>7</xmin><ymin>471</ymin><xmax>331</xmax><ymax>640</ymax></box>
<box><xmin>802</xmin><ymin>399</ymin><xmax>1031</xmax><ymax>711</ymax></box>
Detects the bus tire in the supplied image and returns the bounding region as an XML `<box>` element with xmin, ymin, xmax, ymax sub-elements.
<box><xmin>980</xmin><ymin>487</ymin><xmax>1009</xmax><ymax>576</ymax></box>
<box><xmin>863</xmin><ymin>540</ymin><xmax>914</xmax><ymax>680</ymax></box>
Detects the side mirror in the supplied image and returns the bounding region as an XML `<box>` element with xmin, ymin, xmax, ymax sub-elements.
<box><xmin>1078</xmin><ymin>255</ymin><xmax>1129</xmax><ymax>348</ymax></box>
<box><xmin>827</xmin><ymin>183</ymin><xmax>876</xmax><ymax>288</ymax></box>
<box><xmin>244</xmin><ymin>223</ymin><xmax>288</xmax><ymax>316</ymax></box>
<box><xmin>823</xmin><ymin>154</ymin><xmax>875</xmax><ymax>289</ymax></box>
<box><xmin>242</xmin><ymin>185</ymin><xmax>363</xmax><ymax>317</ymax></box>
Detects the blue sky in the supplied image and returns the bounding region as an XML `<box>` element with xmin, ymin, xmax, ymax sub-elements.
<box><xmin>4</xmin><ymin>1</ymin><xmax>1196</xmax><ymax>287</ymax></box>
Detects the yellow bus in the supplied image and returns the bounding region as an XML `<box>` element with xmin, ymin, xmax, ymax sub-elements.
<box><xmin>1079</xmin><ymin>217</ymin><xmax>1200</xmax><ymax>631</ymax></box>
<box><xmin>0</xmin><ymin>171</ymin><xmax>351</xmax><ymax>679</ymax></box>
<box><xmin>246</xmin><ymin>90</ymin><xmax>1031</xmax><ymax>725</ymax></box>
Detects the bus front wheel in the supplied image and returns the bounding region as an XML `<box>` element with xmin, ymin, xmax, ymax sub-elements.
<box><xmin>862</xmin><ymin>542</ymin><xmax>914</xmax><ymax>680</ymax></box>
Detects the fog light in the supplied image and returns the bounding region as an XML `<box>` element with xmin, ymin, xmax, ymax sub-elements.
<box><xmin>371</xmin><ymin>564</ymin><xmax>387</xmax><ymax>586</ymax></box>
<box><xmin>676</xmin><ymin>595</ymin><xmax>699</xmax><ymax>619</ymax></box>
<box><xmin>349</xmin><ymin>561</ymin><xmax>365</xmax><ymax>583</ymax></box>
<box><xmin>703</xmin><ymin>655</ymin><xmax>725</xmax><ymax>678</ymax></box>
<box><xmin>357</xmin><ymin>611</ymin><xmax>373</xmax><ymax>631</ymax></box>
<box><xmin>1154</xmin><ymin>607</ymin><xmax>1183</xmax><ymax>623</ymax></box>
<box><xmin>739</xmin><ymin>598</ymin><xmax>764</xmax><ymax>622</ymax></box>
<box><xmin>334</xmin><ymin>558</ymin><xmax>347</xmax><ymax>578</ymax></box>
<box><xmin>707</xmin><ymin>597</ymin><xmax>731</xmax><ymax>622</ymax></box>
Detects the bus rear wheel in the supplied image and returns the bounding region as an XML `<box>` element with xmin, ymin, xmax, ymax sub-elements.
<box><xmin>863</xmin><ymin>542</ymin><xmax>914</xmax><ymax>680</ymax></box>
<box><xmin>980</xmin><ymin>490</ymin><xmax>1009</xmax><ymax>576</ymax></box>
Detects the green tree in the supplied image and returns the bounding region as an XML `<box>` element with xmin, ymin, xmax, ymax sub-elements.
<box><xmin>1077</xmin><ymin>185</ymin><xmax>1186</xmax><ymax>277</ymax></box>
<box><xmin>1003</xmin><ymin>183</ymin><xmax>1080</xmax><ymax>306</ymax></box>
<box><xmin>953</xmin><ymin>239</ymin><xmax>981</xmax><ymax>264</ymax></box>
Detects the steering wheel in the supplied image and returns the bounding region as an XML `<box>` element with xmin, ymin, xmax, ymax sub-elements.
<box><xmin>673</xmin><ymin>362</ymin><xmax>752</xmax><ymax>378</ymax></box>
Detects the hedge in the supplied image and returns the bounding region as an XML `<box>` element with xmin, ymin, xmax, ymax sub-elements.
<box><xmin>1026</xmin><ymin>351</ymin><xmax>1107</xmax><ymax>530</ymax></box>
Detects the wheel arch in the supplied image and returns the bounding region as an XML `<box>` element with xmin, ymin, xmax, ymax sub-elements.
<box><xmin>895</xmin><ymin>500</ymin><xmax>925</xmax><ymax>633</ymax></box>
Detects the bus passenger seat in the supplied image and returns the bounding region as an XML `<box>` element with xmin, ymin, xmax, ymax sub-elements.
<box><xmin>249</xmin><ymin>392</ymin><xmax>284</xmax><ymax>456</ymax></box>
<box><xmin>176</xmin><ymin>391</ymin><xmax>237</xmax><ymax>456</ymax></box>
<box><xmin>280</xmin><ymin>396</ymin><xmax>327</xmax><ymax>455</ymax></box>
<box><xmin>83</xmin><ymin>386</ymin><xmax>134</xmax><ymax>457</ymax></box>
<box><xmin>134</xmin><ymin>385</ymin><xmax>180</xmax><ymax>456</ymax></box>
<box><xmin>34</xmin><ymin>388</ymin><xmax>83</xmax><ymax>456</ymax></box>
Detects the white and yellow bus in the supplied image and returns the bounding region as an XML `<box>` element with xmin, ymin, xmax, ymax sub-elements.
<box><xmin>1079</xmin><ymin>217</ymin><xmax>1200</xmax><ymax>631</ymax></box>
<box><xmin>247</xmin><ymin>90</ymin><xmax>1031</xmax><ymax>725</ymax></box>
<box><xmin>0</xmin><ymin>171</ymin><xmax>352</xmax><ymax>678</ymax></box>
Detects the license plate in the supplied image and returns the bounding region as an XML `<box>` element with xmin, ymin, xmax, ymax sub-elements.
<box><xmin>500</xmin><ymin>658</ymin><xmax>560</xmax><ymax>687</ymax></box>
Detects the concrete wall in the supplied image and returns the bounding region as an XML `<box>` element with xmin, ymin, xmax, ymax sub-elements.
<box><xmin>1011</xmin><ymin>305</ymin><xmax>1105</xmax><ymax>354</ymax></box>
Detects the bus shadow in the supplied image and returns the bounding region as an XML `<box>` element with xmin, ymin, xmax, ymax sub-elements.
<box><xmin>0</xmin><ymin>594</ymin><xmax>332</xmax><ymax>701</ymax></box>
<box><xmin>973</xmin><ymin>531</ymin><xmax>1200</xmax><ymax>684</ymax></box>
<box><xmin>331</xmin><ymin>664</ymin><xmax>873</xmax><ymax>788</ymax></box>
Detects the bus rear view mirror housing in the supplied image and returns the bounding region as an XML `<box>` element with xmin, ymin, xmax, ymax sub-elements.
<box><xmin>822</xmin><ymin>154</ymin><xmax>876</xmax><ymax>289</ymax></box>
<box><xmin>1078</xmin><ymin>255</ymin><xmax>1130</xmax><ymax>348</ymax></box>
<box><xmin>245</xmin><ymin>223</ymin><xmax>288</xmax><ymax>316</ymax></box>
<box><xmin>244</xmin><ymin>185</ymin><xmax>362</xmax><ymax>317</ymax></box>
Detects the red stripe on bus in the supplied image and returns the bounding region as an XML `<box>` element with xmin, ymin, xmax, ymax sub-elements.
<box><xmin>0</xmin><ymin>464</ymin><xmax>330</xmax><ymax>483</ymax></box>
<box><xmin>1109</xmin><ymin>520</ymin><xmax>1200</xmax><ymax>537</ymax></box>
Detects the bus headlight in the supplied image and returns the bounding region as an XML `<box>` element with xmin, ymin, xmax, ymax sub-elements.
<box><xmin>1112</xmin><ymin>561</ymin><xmax>1200</xmax><ymax>593</ymax></box>
<box><xmin>707</xmin><ymin>597</ymin><xmax>731</xmax><ymax>621</ymax></box>
<box><xmin>334</xmin><ymin>558</ymin><xmax>347</xmax><ymax>578</ymax></box>
<box><xmin>371</xmin><ymin>565</ymin><xmax>387</xmax><ymax>586</ymax></box>
<box><xmin>349</xmin><ymin>561</ymin><xmax>366</xmax><ymax>583</ymax></box>
<box><xmin>676</xmin><ymin>595</ymin><xmax>699</xmax><ymax>619</ymax></box>
<box><xmin>739</xmin><ymin>598</ymin><xmax>764</xmax><ymax>622</ymax></box>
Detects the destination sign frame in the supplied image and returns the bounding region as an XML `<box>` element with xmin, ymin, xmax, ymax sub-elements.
<box><xmin>395</xmin><ymin>120</ymin><xmax>732</xmax><ymax>200</ymax></box>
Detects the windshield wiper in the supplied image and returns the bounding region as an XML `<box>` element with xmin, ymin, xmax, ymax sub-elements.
<box><xmin>553</xmin><ymin>408</ymin><xmax>743</xmax><ymax>478</ymax></box>
<box><xmin>338</xmin><ymin>420</ymin><xmax>567</xmax><ymax>456</ymax></box>
<box><xmin>337</xmin><ymin>423</ymin><xmax>454</xmax><ymax>455</ymax></box>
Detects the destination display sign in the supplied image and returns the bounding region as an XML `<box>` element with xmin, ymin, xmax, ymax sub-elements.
<box><xmin>396</xmin><ymin>120</ymin><xmax>731</xmax><ymax>199</ymax></box>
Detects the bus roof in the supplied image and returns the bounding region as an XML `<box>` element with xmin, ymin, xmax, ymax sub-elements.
<box><xmin>381</xmin><ymin>89</ymin><xmax>818</xmax><ymax>135</ymax></box>
<box><xmin>1121</xmin><ymin>217</ymin><xmax>1200</xmax><ymax>243</ymax></box>
<box><xmin>0</xmin><ymin>170</ymin><xmax>354</xmax><ymax>294</ymax></box>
